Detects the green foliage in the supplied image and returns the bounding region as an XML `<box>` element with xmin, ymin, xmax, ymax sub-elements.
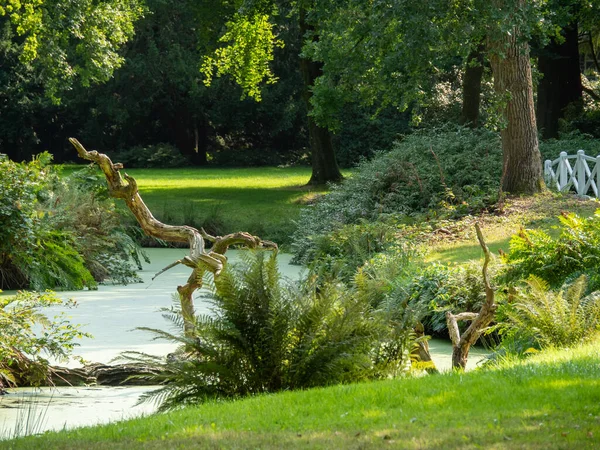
<box><xmin>498</xmin><ymin>276</ymin><xmax>600</xmax><ymax>350</ymax></box>
<box><xmin>123</xmin><ymin>251</ymin><xmax>423</xmax><ymax>411</ymax></box>
<box><xmin>46</xmin><ymin>166</ymin><xmax>148</xmax><ymax>285</ymax></box>
<box><xmin>292</xmin><ymin>126</ymin><xmax>502</xmax><ymax>264</ymax></box>
<box><xmin>202</xmin><ymin>12</ymin><xmax>284</xmax><ymax>101</ymax></box>
<box><xmin>0</xmin><ymin>152</ymin><xmax>89</xmax><ymax>290</ymax></box>
<box><xmin>108</xmin><ymin>144</ymin><xmax>190</xmax><ymax>169</ymax></box>
<box><xmin>0</xmin><ymin>290</ymin><xmax>90</xmax><ymax>388</ymax></box>
<box><xmin>306</xmin><ymin>220</ymin><xmax>402</xmax><ymax>283</ymax></box>
<box><xmin>401</xmin><ymin>262</ymin><xmax>495</xmax><ymax>337</ymax></box>
<box><xmin>539</xmin><ymin>131</ymin><xmax>600</xmax><ymax>162</ymax></box>
<box><xmin>0</xmin><ymin>155</ymin><xmax>146</xmax><ymax>290</ymax></box>
<box><xmin>502</xmin><ymin>210</ymin><xmax>600</xmax><ymax>291</ymax></box>
<box><xmin>0</xmin><ymin>0</ymin><xmax>144</xmax><ymax>101</ymax></box>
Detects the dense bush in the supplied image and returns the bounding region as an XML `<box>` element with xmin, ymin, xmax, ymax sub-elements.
<box><xmin>47</xmin><ymin>166</ymin><xmax>149</xmax><ymax>285</ymax></box>
<box><xmin>305</xmin><ymin>220</ymin><xmax>405</xmax><ymax>282</ymax></box>
<box><xmin>0</xmin><ymin>155</ymin><xmax>146</xmax><ymax>290</ymax></box>
<box><xmin>502</xmin><ymin>210</ymin><xmax>600</xmax><ymax>292</ymax></box>
<box><xmin>123</xmin><ymin>252</ymin><xmax>423</xmax><ymax>410</ymax></box>
<box><xmin>291</xmin><ymin>126</ymin><xmax>502</xmax><ymax>264</ymax></box>
<box><xmin>539</xmin><ymin>131</ymin><xmax>600</xmax><ymax>163</ymax></box>
<box><xmin>107</xmin><ymin>143</ymin><xmax>190</xmax><ymax>168</ymax></box>
<box><xmin>0</xmin><ymin>290</ymin><xmax>89</xmax><ymax>389</ymax></box>
<box><xmin>400</xmin><ymin>262</ymin><xmax>496</xmax><ymax>337</ymax></box>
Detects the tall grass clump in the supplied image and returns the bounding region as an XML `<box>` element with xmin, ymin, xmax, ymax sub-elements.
<box><xmin>122</xmin><ymin>252</ymin><xmax>423</xmax><ymax>411</ymax></box>
<box><xmin>291</xmin><ymin>126</ymin><xmax>501</xmax><ymax>265</ymax></box>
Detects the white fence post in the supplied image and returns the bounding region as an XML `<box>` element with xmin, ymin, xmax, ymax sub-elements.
<box><xmin>544</xmin><ymin>159</ymin><xmax>552</xmax><ymax>186</ymax></box>
<box><xmin>597</xmin><ymin>156</ymin><xmax>600</xmax><ymax>197</ymax></box>
<box><xmin>559</xmin><ymin>151</ymin><xmax>568</xmax><ymax>191</ymax></box>
<box><xmin>577</xmin><ymin>150</ymin><xmax>586</xmax><ymax>196</ymax></box>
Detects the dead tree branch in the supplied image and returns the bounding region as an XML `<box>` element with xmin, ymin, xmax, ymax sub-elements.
<box><xmin>445</xmin><ymin>223</ymin><xmax>497</xmax><ymax>370</ymax></box>
<box><xmin>69</xmin><ymin>138</ymin><xmax>277</xmax><ymax>335</ymax></box>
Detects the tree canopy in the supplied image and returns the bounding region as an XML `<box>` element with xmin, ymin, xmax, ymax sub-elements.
<box><xmin>0</xmin><ymin>0</ymin><xmax>144</xmax><ymax>101</ymax></box>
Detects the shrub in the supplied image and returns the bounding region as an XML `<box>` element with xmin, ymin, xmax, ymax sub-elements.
<box><xmin>502</xmin><ymin>210</ymin><xmax>600</xmax><ymax>292</ymax></box>
<box><xmin>397</xmin><ymin>261</ymin><xmax>500</xmax><ymax>337</ymax></box>
<box><xmin>291</xmin><ymin>126</ymin><xmax>502</xmax><ymax>264</ymax></box>
<box><xmin>108</xmin><ymin>143</ymin><xmax>190</xmax><ymax>168</ymax></box>
<box><xmin>46</xmin><ymin>166</ymin><xmax>149</xmax><ymax>285</ymax></box>
<box><xmin>539</xmin><ymin>131</ymin><xmax>600</xmax><ymax>163</ymax></box>
<box><xmin>0</xmin><ymin>155</ymin><xmax>147</xmax><ymax>290</ymax></box>
<box><xmin>0</xmin><ymin>290</ymin><xmax>90</xmax><ymax>389</ymax></box>
<box><xmin>0</xmin><ymin>153</ymin><xmax>94</xmax><ymax>290</ymax></box>
<box><xmin>498</xmin><ymin>276</ymin><xmax>600</xmax><ymax>350</ymax></box>
<box><xmin>306</xmin><ymin>220</ymin><xmax>404</xmax><ymax>283</ymax></box>
<box><xmin>123</xmin><ymin>252</ymin><xmax>421</xmax><ymax>410</ymax></box>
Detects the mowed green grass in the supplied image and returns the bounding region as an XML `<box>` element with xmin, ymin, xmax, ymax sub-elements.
<box><xmin>64</xmin><ymin>165</ymin><xmax>341</xmax><ymax>245</ymax></box>
<box><xmin>3</xmin><ymin>343</ymin><xmax>599</xmax><ymax>449</ymax></box>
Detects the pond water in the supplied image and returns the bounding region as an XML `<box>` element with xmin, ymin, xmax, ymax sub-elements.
<box><xmin>0</xmin><ymin>249</ymin><xmax>488</xmax><ymax>440</ymax></box>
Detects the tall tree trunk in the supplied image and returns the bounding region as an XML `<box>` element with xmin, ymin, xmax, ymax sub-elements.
<box><xmin>536</xmin><ymin>22</ymin><xmax>583</xmax><ymax>139</ymax></box>
<box><xmin>489</xmin><ymin>17</ymin><xmax>544</xmax><ymax>195</ymax></box>
<box><xmin>299</xmin><ymin>8</ymin><xmax>343</xmax><ymax>185</ymax></box>
<box><xmin>459</xmin><ymin>43</ymin><xmax>485</xmax><ymax>128</ymax></box>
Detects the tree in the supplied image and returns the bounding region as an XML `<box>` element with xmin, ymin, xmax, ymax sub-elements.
<box><xmin>202</xmin><ymin>1</ymin><xmax>343</xmax><ymax>184</ymax></box>
<box><xmin>488</xmin><ymin>0</ymin><xmax>544</xmax><ymax>194</ymax></box>
<box><xmin>0</xmin><ymin>0</ymin><xmax>143</xmax><ymax>160</ymax></box>
<box><xmin>459</xmin><ymin>44</ymin><xmax>486</xmax><ymax>127</ymax></box>
<box><xmin>307</xmin><ymin>0</ymin><xmax>548</xmax><ymax>195</ymax></box>
<box><xmin>0</xmin><ymin>0</ymin><xmax>143</xmax><ymax>100</ymax></box>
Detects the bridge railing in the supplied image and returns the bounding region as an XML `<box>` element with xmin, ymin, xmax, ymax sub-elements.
<box><xmin>544</xmin><ymin>150</ymin><xmax>600</xmax><ymax>198</ymax></box>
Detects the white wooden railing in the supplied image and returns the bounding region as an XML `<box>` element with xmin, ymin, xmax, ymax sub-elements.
<box><xmin>544</xmin><ymin>150</ymin><xmax>600</xmax><ymax>198</ymax></box>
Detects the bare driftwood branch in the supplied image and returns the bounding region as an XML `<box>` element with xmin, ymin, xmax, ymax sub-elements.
<box><xmin>69</xmin><ymin>138</ymin><xmax>277</xmax><ymax>335</ymax></box>
<box><xmin>446</xmin><ymin>223</ymin><xmax>497</xmax><ymax>370</ymax></box>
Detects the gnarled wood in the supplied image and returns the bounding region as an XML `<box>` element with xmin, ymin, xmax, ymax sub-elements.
<box><xmin>69</xmin><ymin>138</ymin><xmax>277</xmax><ymax>335</ymax></box>
<box><xmin>446</xmin><ymin>223</ymin><xmax>497</xmax><ymax>370</ymax></box>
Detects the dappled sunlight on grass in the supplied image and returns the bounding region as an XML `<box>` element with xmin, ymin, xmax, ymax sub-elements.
<box><xmin>424</xmin><ymin>193</ymin><xmax>600</xmax><ymax>265</ymax></box>
<box><xmin>83</xmin><ymin>166</ymin><xmax>352</xmax><ymax>244</ymax></box>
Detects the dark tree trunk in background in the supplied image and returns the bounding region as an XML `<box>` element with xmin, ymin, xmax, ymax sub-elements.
<box><xmin>190</xmin><ymin>120</ymin><xmax>208</xmax><ymax>165</ymax></box>
<box><xmin>489</xmin><ymin>19</ymin><xmax>544</xmax><ymax>195</ymax></box>
<box><xmin>168</xmin><ymin>112</ymin><xmax>208</xmax><ymax>166</ymax></box>
<box><xmin>299</xmin><ymin>8</ymin><xmax>343</xmax><ymax>185</ymax></box>
<box><xmin>536</xmin><ymin>22</ymin><xmax>583</xmax><ymax>139</ymax></box>
<box><xmin>459</xmin><ymin>44</ymin><xmax>485</xmax><ymax>127</ymax></box>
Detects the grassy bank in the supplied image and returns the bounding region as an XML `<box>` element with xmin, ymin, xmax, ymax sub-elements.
<box><xmin>2</xmin><ymin>343</ymin><xmax>598</xmax><ymax>449</ymax></box>
<box><xmin>424</xmin><ymin>193</ymin><xmax>600</xmax><ymax>264</ymax></box>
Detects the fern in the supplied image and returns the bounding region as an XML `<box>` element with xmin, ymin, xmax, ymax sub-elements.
<box><xmin>121</xmin><ymin>251</ymin><xmax>416</xmax><ymax>411</ymax></box>
<box><xmin>501</xmin><ymin>275</ymin><xmax>600</xmax><ymax>349</ymax></box>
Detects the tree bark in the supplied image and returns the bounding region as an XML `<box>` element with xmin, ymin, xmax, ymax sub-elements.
<box><xmin>536</xmin><ymin>22</ymin><xmax>583</xmax><ymax>139</ymax></box>
<box><xmin>489</xmin><ymin>14</ymin><xmax>544</xmax><ymax>195</ymax></box>
<box><xmin>446</xmin><ymin>224</ymin><xmax>496</xmax><ymax>370</ymax></box>
<box><xmin>459</xmin><ymin>43</ymin><xmax>485</xmax><ymax>128</ymax></box>
<box><xmin>299</xmin><ymin>8</ymin><xmax>343</xmax><ymax>185</ymax></box>
<box><xmin>69</xmin><ymin>138</ymin><xmax>276</xmax><ymax>336</ymax></box>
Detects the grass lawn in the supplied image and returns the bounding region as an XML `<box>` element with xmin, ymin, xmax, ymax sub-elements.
<box><xmin>62</xmin><ymin>165</ymin><xmax>346</xmax><ymax>246</ymax></box>
<box><xmin>3</xmin><ymin>343</ymin><xmax>599</xmax><ymax>449</ymax></box>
